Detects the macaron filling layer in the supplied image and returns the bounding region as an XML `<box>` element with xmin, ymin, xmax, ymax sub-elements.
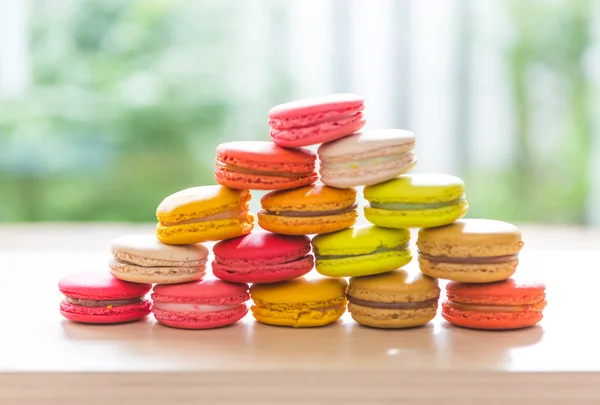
<box><xmin>447</xmin><ymin>300</ymin><xmax>546</xmax><ymax>313</ymax></box>
<box><xmin>161</xmin><ymin>208</ymin><xmax>247</xmax><ymax>225</ymax></box>
<box><xmin>215</xmin><ymin>255</ymin><xmax>312</xmax><ymax>273</ymax></box>
<box><xmin>110</xmin><ymin>259</ymin><xmax>204</xmax><ymax>275</ymax></box>
<box><xmin>314</xmin><ymin>244</ymin><xmax>409</xmax><ymax>260</ymax></box>
<box><xmin>215</xmin><ymin>161</ymin><xmax>312</xmax><ymax>178</ymax></box>
<box><xmin>152</xmin><ymin>302</ymin><xmax>243</xmax><ymax>313</ymax></box>
<box><xmin>347</xmin><ymin>295</ymin><xmax>438</xmax><ymax>310</ymax></box>
<box><xmin>263</xmin><ymin>203</ymin><xmax>358</xmax><ymax>218</ymax></box>
<box><xmin>323</xmin><ymin>152</ymin><xmax>415</xmax><ymax>169</ymax></box>
<box><xmin>65</xmin><ymin>297</ymin><xmax>144</xmax><ymax>307</ymax></box>
<box><xmin>369</xmin><ymin>196</ymin><xmax>466</xmax><ymax>211</ymax></box>
<box><xmin>269</xmin><ymin>106</ymin><xmax>364</xmax><ymax>129</ymax></box>
<box><xmin>419</xmin><ymin>253</ymin><xmax>519</xmax><ymax>264</ymax></box>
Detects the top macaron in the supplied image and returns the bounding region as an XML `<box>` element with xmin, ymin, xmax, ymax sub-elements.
<box><xmin>268</xmin><ymin>93</ymin><xmax>366</xmax><ymax>147</ymax></box>
<box><xmin>318</xmin><ymin>129</ymin><xmax>417</xmax><ymax>188</ymax></box>
<box><xmin>215</xmin><ymin>141</ymin><xmax>317</xmax><ymax>190</ymax></box>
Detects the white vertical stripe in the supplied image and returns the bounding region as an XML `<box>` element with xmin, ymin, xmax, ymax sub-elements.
<box><xmin>348</xmin><ymin>0</ymin><xmax>395</xmax><ymax>129</ymax></box>
<box><xmin>407</xmin><ymin>0</ymin><xmax>460</xmax><ymax>174</ymax></box>
<box><xmin>287</xmin><ymin>0</ymin><xmax>334</xmax><ymax>98</ymax></box>
<box><xmin>0</xmin><ymin>0</ymin><xmax>30</xmax><ymax>98</ymax></box>
<box><xmin>585</xmin><ymin>1</ymin><xmax>600</xmax><ymax>226</ymax></box>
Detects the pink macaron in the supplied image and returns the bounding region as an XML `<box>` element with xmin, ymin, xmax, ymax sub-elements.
<box><xmin>59</xmin><ymin>272</ymin><xmax>152</xmax><ymax>324</ymax></box>
<box><xmin>268</xmin><ymin>93</ymin><xmax>366</xmax><ymax>147</ymax></box>
<box><xmin>152</xmin><ymin>279</ymin><xmax>250</xmax><ymax>329</ymax></box>
<box><xmin>212</xmin><ymin>231</ymin><xmax>314</xmax><ymax>283</ymax></box>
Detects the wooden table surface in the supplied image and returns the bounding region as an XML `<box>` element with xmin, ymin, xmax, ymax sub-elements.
<box><xmin>0</xmin><ymin>223</ymin><xmax>599</xmax><ymax>404</ymax></box>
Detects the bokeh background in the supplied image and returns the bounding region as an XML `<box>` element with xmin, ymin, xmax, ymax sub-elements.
<box><xmin>1</xmin><ymin>0</ymin><xmax>599</xmax><ymax>225</ymax></box>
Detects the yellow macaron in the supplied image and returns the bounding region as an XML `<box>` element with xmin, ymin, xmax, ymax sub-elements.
<box><xmin>258</xmin><ymin>185</ymin><xmax>357</xmax><ymax>235</ymax></box>
<box><xmin>250</xmin><ymin>276</ymin><xmax>348</xmax><ymax>327</ymax></box>
<box><xmin>363</xmin><ymin>173</ymin><xmax>468</xmax><ymax>229</ymax></box>
<box><xmin>347</xmin><ymin>269</ymin><xmax>440</xmax><ymax>329</ymax></box>
<box><xmin>156</xmin><ymin>185</ymin><xmax>254</xmax><ymax>245</ymax></box>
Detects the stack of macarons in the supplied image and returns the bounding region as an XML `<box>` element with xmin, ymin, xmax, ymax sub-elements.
<box><xmin>58</xmin><ymin>187</ymin><xmax>255</xmax><ymax>329</ymax></box>
<box><xmin>58</xmin><ymin>92</ymin><xmax>546</xmax><ymax>332</ymax></box>
<box><xmin>416</xmin><ymin>219</ymin><xmax>546</xmax><ymax>330</ymax></box>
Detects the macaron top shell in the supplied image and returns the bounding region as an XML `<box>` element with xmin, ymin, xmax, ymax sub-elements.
<box><xmin>364</xmin><ymin>173</ymin><xmax>465</xmax><ymax>204</ymax></box>
<box><xmin>152</xmin><ymin>279</ymin><xmax>249</xmax><ymax>304</ymax></box>
<box><xmin>216</xmin><ymin>141</ymin><xmax>316</xmax><ymax>165</ymax></box>
<box><xmin>418</xmin><ymin>219</ymin><xmax>522</xmax><ymax>246</ymax></box>
<box><xmin>268</xmin><ymin>93</ymin><xmax>364</xmax><ymax>120</ymax></box>
<box><xmin>318</xmin><ymin>129</ymin><xmax>415</xmax><ymax>158</ymax></box>
<box><xmin>312</xmin><ymin>225</ymin><xmax>410</xmax><ymax>256</ymax></box>
<box><xmin>110</xmin><ymin>234</ymin><xmax>209</xmax><ymax>261</ymax></box>
<box><xmin>157</xmin><ymin>186</ymin><xmax>251</xmax><ymax>218</ymax></box>
<box><xmin>446</xmin><ymin>278</ymin><xmax>545</xmax><ymax>305</ymax></box>
<box><xmin>250</xmin><ymin>277</ymin><xmax>348</xmax><ymax>304</ymax></box>
<box><xmin>349</xmin><ymin>269</ymin><xmax>438</xmax><ymax>295</ymax></box>
<box><xmin>213</xmin><ymin>231</ymin><xmax>310</xmax><ymax>261</ymax></box>
<box><xmin>59</xmin><ymin>272</ymin><xmax>151</xmax><ymax>300</ymax></box>
<box><xmin>261</xmin><ymin>185</ymin><xmax>356</xmax><ymax>212</ymax></box>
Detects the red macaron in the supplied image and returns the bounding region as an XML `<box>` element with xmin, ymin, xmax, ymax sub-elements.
<box><xmin>268</xmin><ymin>93</ymin><xmax>366</xmax><ymax>147</ymax></box>
<box><xmin>442</xmin><ymin>278</ymin><xmax>547</xmax><ymax>330</ymax></box>
<box><xmin>152</xmin><ymin>279</ymin><xmax>250</xmax><ymax>329</ymax></box>
<box><xmin>59</xmin><ymin>272</ymin><xmax>152</xmax><ymax>324</ymax></box>
<box><xmin>212</xmin><ymin>231</ymin><xmax>314</xmax><ymax>283</ymax></box>
<box><xmin>215</xmin><ymin>141</ymin><xmax>317</xmax><ymax>190</ymax></box>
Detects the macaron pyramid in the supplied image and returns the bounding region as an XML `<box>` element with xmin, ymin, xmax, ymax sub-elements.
<box><xmin>58</xmin><ymin>92</ymin><xmax>544</xmax><ymax>331</ymax></box>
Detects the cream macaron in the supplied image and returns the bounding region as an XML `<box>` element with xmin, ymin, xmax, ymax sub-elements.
<box><xmin>109</xmin><ymin>234</ymin><xmax>209</xmax><ymax>284</ymax></box>
<box><xmin>317</xmin><ymin>129</ymin><xmax>416</xmax><ymax>189</ymax></box>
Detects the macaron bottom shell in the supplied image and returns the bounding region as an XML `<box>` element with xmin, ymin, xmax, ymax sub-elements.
<box><xmin>212</xmin><ymin>256</ymin><xmax>313</xmax><ymax>284</ymax></box>
<box><xmin>153</xmin><ymin>304</ymin><xmax>248</xmax><ymax>330</ymax></box>
<box><xmin>348</xmin><ymin>303</ymin><xmax>437</xmax><ymax>329</ymax></box>
<box><xmin>156</xmin><ymin>216</ymin><xmax>254</xmax><ymax>245</ymax></box>
<box><xmin>214</xmin><ymin>168</ymin><xmax>317</xmax><ymax>191</ymax></box>
<box><xmin>315</xmin><ymin>250</ymin><xmax>412</xmax><ymax>278</ymax></box>
<box><xmin>441</xmin><ymin>302</ymin><xmax>544</xmax><ymax>330</ymax></box>
<box><xmin>108</xmin><ymin>267</ymin><xmax>206</xmax><ymax>285</ymax></box>
<box><xmin>364</xmin><ymin>201</ymin><xmax>468</xmax><ymax>229</ymax></box>
<box><xmin>419</xmin><ymin>258</ymin><xmax>517</xmax><ymax>283</ymax></box>
<box><xmin>270</xmin><ymin>116</ymin><xmax>366</xmax><ymax>148</ymax></box>
<box><xmin>320</xmin><ymin>159</ymin><xmax>416</xmax><ymax>190</ymax></box>
<box><xmin>251</xmin><ymin>298</ymin><xmax>346</xmax><ymax>328</ymax></box>
<box><xmin>257</xmin><ymin>211</ymin><xmax>357</xmax><ymax>235</ymax></box>
<box><xmin>60</xmin><ymin>300</ymin><xmax>152</xmax><ymax>324</ymax></box>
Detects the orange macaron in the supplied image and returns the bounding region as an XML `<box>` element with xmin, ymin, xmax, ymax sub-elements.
<box><xmin>258</xmin><ymin>185</ymin><xmax>358</xmax><ymax>235</ymax></box>
<box><xmin>442</xmin><ymin>278</ymin><xmax>547</xmax><ymax>330</ymax></box>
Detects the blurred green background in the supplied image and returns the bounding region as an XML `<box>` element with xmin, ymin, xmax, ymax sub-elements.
<box><xmin>0</xmin><ymin>0</ymin><xmax>598</xmax><ymax>225</ymax></box>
